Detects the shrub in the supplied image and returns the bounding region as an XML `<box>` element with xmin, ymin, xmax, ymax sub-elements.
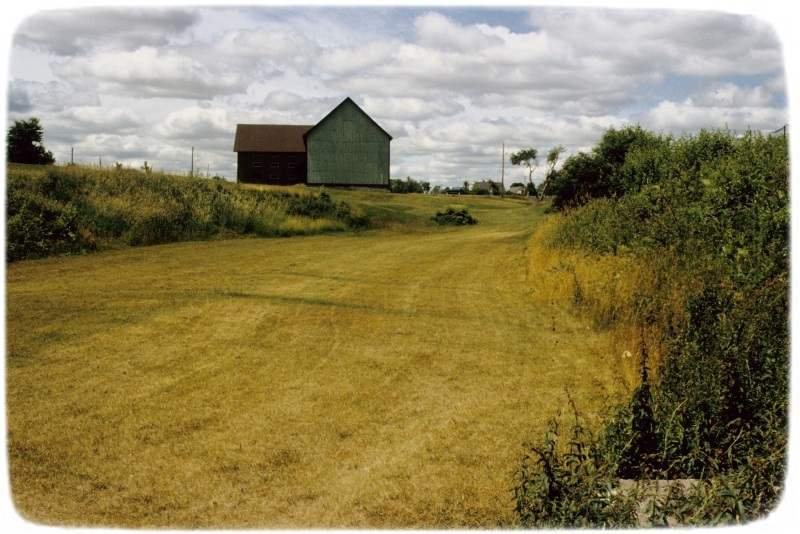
<box><xmin>517</xmin><ymin>128</ymin><xmax>788</xmax><ymax>526</ymax></box>
<box><xmin>549</xmin><ymin>125</ymin><xmax>668</xmax><ymax>208</ymax></box>
<box><xmin>432</xmin><ymin>207</ymin><xmax>477</xmax><ymax>225</ymax></box>
<box><xmin>514</xmin><ymin>405</ymin><xmax>639</xmax><ymax>528</ymax></box>
<box><xmin>6</xmin><ymin>191</ymin><xmax>88</xmax><ymax>261</ymax></box>
<box><xmin>6</xmin><ymin>165</ymin><xmax>370</xmax><ymax>261</ymax></box>
<box><xmin>390</xmin><ymin>176</ymin><xmax>430</xmax><ymax>193</ymax></box>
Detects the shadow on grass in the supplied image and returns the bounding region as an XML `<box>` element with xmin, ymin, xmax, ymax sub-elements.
<box><xmin>211</xmin><ymin>289</ymin><xmax>471</xmax><ymax>321</ymax></box>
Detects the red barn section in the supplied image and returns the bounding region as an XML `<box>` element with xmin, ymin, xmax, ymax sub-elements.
<box><xmin>233</xmin><ymin>124</ymin><xmax>311</xmax><ymax>185</ymax></box>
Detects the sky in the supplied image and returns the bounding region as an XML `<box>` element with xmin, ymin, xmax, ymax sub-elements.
<box><xmin>6</xmin><ymin>5</ymin><xmax>788</xmax><ymax>186</ymax></box>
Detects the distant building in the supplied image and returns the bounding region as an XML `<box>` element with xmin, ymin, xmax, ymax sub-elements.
<box><xmin>508</xmin><ymin>184</ymin><xmax>526</xmax><ymax>195</ymax></box>
<box><xmin>472</xmin><ymin>180</ymin><xmax>504</xmax><ymax>195</ymax></box>
<box><xmin>444</xmin><ymin>187</ymin><xmax>467</xmax><ymax>195</ymax></box>
<box><xmin>233</xmin><ymin>97</ymin><xmax>391</xmax><ymax>187</ymax></box>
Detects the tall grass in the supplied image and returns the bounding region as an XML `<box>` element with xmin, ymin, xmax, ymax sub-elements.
<box><xmin>6</xmin><ymin>164</ymin><xmax>367</xmax><ymax>261</ymax></box>
<box><xmin>516</xmin><ymin>129</ymin><xmax>788</xmax><ymax>526</ymax></box>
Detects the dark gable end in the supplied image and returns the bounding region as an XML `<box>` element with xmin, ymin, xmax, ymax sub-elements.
<box><xmin>303</xmin><ymin>97</ymin><xmax>392</xmax><ymax>142</ymax></box>
<box><xmin>233</xmin><ymin>124</ymin><xmax>313</xmax><ymax>153</ymax></box>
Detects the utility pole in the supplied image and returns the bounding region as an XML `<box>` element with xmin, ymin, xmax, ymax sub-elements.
<box><xmin>207</xmin><ymin>163</ymin><xmax>210</xmax><ymax>178</ymax></box>
<box><xmin>99</xmin><ymin>156</ymin><xmax>102</xmax><ymax>167</ymax></box>
<box><xmin>70</xmin><ymin>147</ymin><xmax>74</xmax><ymax>165</ymax></box>
<box><xmin>190</xmin><ymin>146</ymin><xmax>194</xmax><ymax>177</ymax></box>
<box><xmin>501</xmin><ymin>142</ymin><xmax>505</xmax><ymax>198</ymax></box>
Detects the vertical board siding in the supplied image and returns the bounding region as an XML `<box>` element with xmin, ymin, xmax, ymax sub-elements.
<box><xmin>237</xmin><ymin>152</ymin><xmax>307</xmax><ymax>185</ymax></box>
<box><xmin>306</xmin><ymin>100</ymin><xmax>390</xmax><ymax>186</ymax></box>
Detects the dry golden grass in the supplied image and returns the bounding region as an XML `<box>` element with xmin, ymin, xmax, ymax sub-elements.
<box><xmin>7</xmin><ymin>192</ymin><xmax>625</xmax><ymax>527</ymax></box>
<box><xmin>525</xmin><ymin>215</ymin><xmax>696</xmax><ymax>385</ymax></box>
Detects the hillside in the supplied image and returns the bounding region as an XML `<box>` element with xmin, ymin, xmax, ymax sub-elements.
<box><xmin>6</xmin><ymin>164</ymin><xmax>367</xmax><ymax>261</ymax></box>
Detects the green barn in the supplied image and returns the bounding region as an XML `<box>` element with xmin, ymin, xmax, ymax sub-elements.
<box><xmin>234</xmin><ymin>97</ymin><xmax>392</xmax><ymax>187</ymax></box>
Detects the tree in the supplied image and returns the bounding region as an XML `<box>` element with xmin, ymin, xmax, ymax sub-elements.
<box><xmin>539</xmin><ymin>145</ymin><xmax>566</xmax><ymax>199</ymax></box>
<box><xmin>510</xmin><ymin>148</ymin><xmax>538</xmax><ymax>196</ymax></box>
<box><xmin>7</xmin><ymin>117</ymin><xmax>55</xmax><ymax>165</ymax></box>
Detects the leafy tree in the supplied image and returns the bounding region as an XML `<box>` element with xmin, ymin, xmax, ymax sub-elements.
<box><xmin>7</xmin><ymin>117</ymin><xmax>55</xmax><ymax>165</ymax></box>
<box><xmin>549</xmin><ymin>126</ymin><xmax>666</xmax><ymax>209</ymax></box>
<box><xmin>389</xmin><ymin>176</ymin><xmax>429</xmax><ymax>193</ymax></box>
<box><xmin>548</xmin><ymin>152</ymin><xmax>599</xmax><ymax>209</ymax></box>
<box><xmin>539</xmin><ymin>145</ymin><xmax>566</xmax><ymax>199</ymax></box>
<box><xmin>510</xmin><ymin>148</ymin><xmax>538</xmax><ymax>196</ymax></box>
<box><xmin>591</xmin><ymin>125</ymin><xmax>663</xmax><ymax>197</ymax></box>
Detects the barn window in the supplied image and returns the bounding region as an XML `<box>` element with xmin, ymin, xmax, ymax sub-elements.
<box><xmin>270</xmin><ymin>161</ymin><xmax>279</xmax><ymax>169</ymax></box>
<box><xmin>252</xmin><ymin>161</ymin><xmax>263</xmax><ymax>168</ymax></box>
<box><xmin>287</xmin><ymin>162</ymin><xmax>296</xmax><ymax>169</ymax></box>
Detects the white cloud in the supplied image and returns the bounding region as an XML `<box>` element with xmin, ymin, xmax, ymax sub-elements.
<box><xmin>217</xmin><ymin>28</ymin><xmax>320</xmax><ymax>73</ymax></box>
<box><xmin>528</xmin><ymin>8</ymin><xmax>782</xmax><ymax>78</ymax></box>
<box><xmin>14</xmin><ymin>8</ymin><xmax>200</xmax><ymax>55</ymax></box>
<box><xmin>8</xmin><ymin>79</ymin><xmax>99</xmax><ymax>113</ymax></box>
<box><xmin>361</xmin><ymin>96</ymin><xmax>464</xmax><ymax>121</ymax></box>
<box><xmin>414</xmin><ymin>12</ymin><xmax>503</xmax><ymax>52</ymax></box>
<box><xmin>156</xmin><ymin>106</ymin><xmax>232</xmax><ymax>140</ymax></box>
<box><xmin>690</xmin><ymin>83</ymin><xmax>774</xmax><ymax>108</ymax></box>
<box><xmin>644</xmin><ymin>100</ymin><xmax>786</xmax><ymax>133</ymax></box>
<box><xmin>53</xmin><ymin>47</ymin><xmax>242</xmax><ymax>99</ymax></box>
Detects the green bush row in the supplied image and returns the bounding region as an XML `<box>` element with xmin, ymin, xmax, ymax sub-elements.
<box><xmin>6</xmin><ymin>165</ymin><xmax>368</xmax><ymax>261</ymax></box>
<box><xmin>515</xmin><ymin>129</ymin><xmax>788</xmax><ymax>526</ymax></box>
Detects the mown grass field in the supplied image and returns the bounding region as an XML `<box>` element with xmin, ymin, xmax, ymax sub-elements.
<box><xmin>7</xmin><ymin>189</ymin><xmax>625</xmax><ymax>527</ymax></box>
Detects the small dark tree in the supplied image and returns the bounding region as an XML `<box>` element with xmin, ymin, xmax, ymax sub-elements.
<box><xmin>617</xmin><ymin>340</ymin><xmax>659</xmax><ymax>478</ymax></box>
<box><xmin>7</xmin><ymin>117</ymin><xmax>55</xmax><ymax>165</ymax></box>
<box><xmin>510</xmin><ymin>148</ymin><xmax>538</xmax><ymax>196</ymax></box>
<box><xmin>539</xmin><ymin>145</ymin><xmax>566</xmax><ymax>199</ymax></box>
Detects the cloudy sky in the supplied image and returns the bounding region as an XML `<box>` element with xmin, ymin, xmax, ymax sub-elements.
<box><xmin>7</xmin><ymin>5</ymin><xmax>788</xmax><ymax>185</ymax></box>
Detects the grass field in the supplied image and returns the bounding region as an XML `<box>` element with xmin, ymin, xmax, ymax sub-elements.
<box><xmin>7</xmin><ymin>190</ymin><xmax>625</xmax><ymax>527</ymax></box>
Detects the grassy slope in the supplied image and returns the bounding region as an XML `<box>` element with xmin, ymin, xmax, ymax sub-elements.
<box><xmin>7</xmin><ymin>191</ymin><xmax>625</xmax><ymax>527</ymax></box>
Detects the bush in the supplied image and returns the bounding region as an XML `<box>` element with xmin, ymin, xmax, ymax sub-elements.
<box><xmin>6</xmin><ymin>165</ymin><xmax>370</xmax><ymax>261</ymax></box>
<box><xmin>390</xmin><ymin>176</ymin><xmax>430</xmax><ymax>193</ymax></box>
<box><xmin>517</xmin><ymin>128</ymin><xmax>788</xmax><ymax>526</ymax></box>
<box><xmin>432</xmin><ymin>207</ymin><xmax>477</xmax><ymax>225</ymax></box>
<box><xmin>6</xmin><ymin>191</ymin><xmax>89</xmax><ymax>261</ymax></box>
<box><xmin>515</xmin><ymin>407</ymin><xmax>639</xmax><ymax>528</ymax></box>
<box><xmin>549</xmin><ymin>125</ymin><xmax>668</xmax><ymax>208</ymax></box>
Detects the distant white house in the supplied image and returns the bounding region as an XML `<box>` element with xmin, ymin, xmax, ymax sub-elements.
<box><xmin>508</xmin><ymin>185</ymin><xmax>526</xmax><ymax>195</ymax></box>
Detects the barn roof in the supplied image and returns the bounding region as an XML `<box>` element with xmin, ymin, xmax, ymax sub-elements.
<box><xmin>233</xmin><ymin>124</ymin><xmax>312</xmax><ymax>153</ymax></box>
<box><xmin>303</xmin><ymin>97</ymin><xmax>392</xmax><ymax>141</ymax></box>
